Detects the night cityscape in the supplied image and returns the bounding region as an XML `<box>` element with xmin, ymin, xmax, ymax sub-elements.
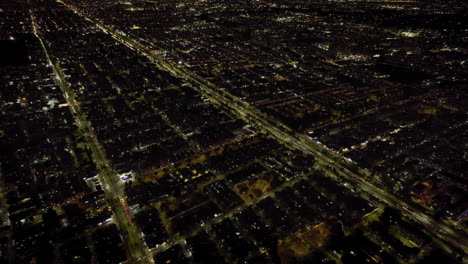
<box><xmin>0</xmin><ymin>0</ymin><xmax>467</xmax><ymax>263</ymax></box>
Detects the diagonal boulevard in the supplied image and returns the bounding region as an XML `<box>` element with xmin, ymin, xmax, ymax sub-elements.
<box><xmin>58</xmin><ymin>0</ymin><xmax>468</xmax><ymax>255</ymax></box>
